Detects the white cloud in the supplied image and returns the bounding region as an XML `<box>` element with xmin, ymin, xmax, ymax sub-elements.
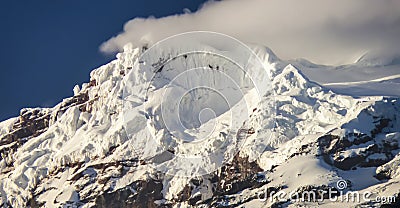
<box><xmin>100</xmin><ymin>0</ymin><xmax>400</xmax><ymax>64</ymax></box>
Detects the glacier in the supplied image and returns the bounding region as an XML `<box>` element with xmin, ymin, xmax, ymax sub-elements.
<box><xmin>0</xmin><ymin>34</ymin><xmax>399</xmax><ymax>207</ymax></box>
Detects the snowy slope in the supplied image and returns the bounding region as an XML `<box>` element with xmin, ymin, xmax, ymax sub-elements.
<box><xmin>0</xmin><ymin>42</ymin><xmax>399</xmax><ymax>208</ymax></box>
<box><xmin>292</xmin><ymin>50</ymin><xmax>400</xmax><ymax>97</ymax></box>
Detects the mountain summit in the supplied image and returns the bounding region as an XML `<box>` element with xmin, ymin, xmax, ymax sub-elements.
<box><xmin>0</xmin><ymin>34</ymin><xmax>399</xmax><ymax>207</ymax></box>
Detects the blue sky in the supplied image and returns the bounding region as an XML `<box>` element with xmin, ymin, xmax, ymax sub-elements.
<box><xmin>0</xmin><ymin>0</ymin><xmax>207</xmax><ymax>120</ymax></box>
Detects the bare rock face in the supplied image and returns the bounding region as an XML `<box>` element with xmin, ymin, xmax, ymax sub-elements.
<box><xmin>174</xmin><ymin>154</ymin><xmax>268</xmax><ymax>207</ymax></box>
<box><xmin>94</xmin><ymin>179</ymin><xmax>164</xmax><ymax>208</ymax></box>
<box><xmin>319</xmin><ymin>99</ymin><xmax>400</xmax><ymax>171</ymax></box>
<box><xmin>1</xmin><ymin>108</ymin><xmax>50</xmax><ymax>146</ymax></box>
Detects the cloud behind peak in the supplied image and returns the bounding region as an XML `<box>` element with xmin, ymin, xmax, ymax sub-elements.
<box><xmin>100</xmin><ymin>0</ymin><xmax>400</xmax><ymax>65</ymax></box>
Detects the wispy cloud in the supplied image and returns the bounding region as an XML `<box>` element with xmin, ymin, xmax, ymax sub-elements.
<box><xmin>100</xmin><ymin>0</ymin><xmax>400</xmax><ymax>64</ymax></box>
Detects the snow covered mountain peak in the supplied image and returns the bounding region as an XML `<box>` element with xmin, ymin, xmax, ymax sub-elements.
<box><xmin>0</xmin><ymin>32</ymin><xmax>399</xmax><ymax>207</ymax></box>
<box><xmin>121</xmin><ymin>32</ymin><xmax>276</xmax><ymax>177</ymax></box>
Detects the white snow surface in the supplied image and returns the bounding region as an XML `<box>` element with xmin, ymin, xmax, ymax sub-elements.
<box><xmin>0</xmin><ymin>43</ymin><xmax>399</xmax><ymax>207</ymax></box>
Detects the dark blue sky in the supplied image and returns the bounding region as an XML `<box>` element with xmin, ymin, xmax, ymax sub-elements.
<box><xmin>0</xmin><ymin>0</ymin><xmax>207</xmax><ymax>121</ymax></box>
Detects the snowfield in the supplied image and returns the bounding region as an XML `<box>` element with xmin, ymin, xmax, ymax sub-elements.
<box><xmin>0</xmin><ymin>36</ymin><xmax>399</xmax><ymax>207</ymax></box>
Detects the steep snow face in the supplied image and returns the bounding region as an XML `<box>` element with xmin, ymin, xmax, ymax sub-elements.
<box><xmin>0</xmin><ymin>35</ymin><xmax>399</xmax><ymax>207</ymax></box>
<box><xmin>122</xmin><ymin>33</ymin><xmax>275</xmax><ymax>177</ymax></box>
